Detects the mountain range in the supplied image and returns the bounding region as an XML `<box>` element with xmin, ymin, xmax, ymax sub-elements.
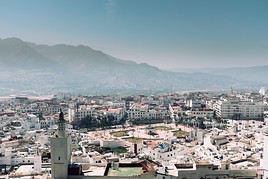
<box><xmin>0</xmin><ymin>37</ymin><xmax>266</xmax><ymax>95</ymax></box>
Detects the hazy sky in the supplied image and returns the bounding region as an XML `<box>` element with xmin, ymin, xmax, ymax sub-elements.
<box><xmin>0</xmin><ymin>0</ymin><xmax>268</xmax><ymax>69</ymax></box>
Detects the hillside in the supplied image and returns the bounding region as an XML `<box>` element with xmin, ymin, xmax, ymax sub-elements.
<box><xmin>0</xmin><ymin>37</ymin><xmax>264</xmax><ymax>95</ymax></box>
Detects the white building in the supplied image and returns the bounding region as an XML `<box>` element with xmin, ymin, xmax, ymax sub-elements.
<box><xmin>190</xmin><ymin>129</ymin><xmax>204</xmax><ymax>144</ymax></box>
<box><xmin>127</xmin><ymin>105</ymin><xmax>147</xmax><ymax>120</ymax></box>
<box><xmin>26</xmin><ymin>114</ymin><xmax>40</xmax><ymax>130</ymax></box>
<box><xmin>106</xmin><ymin>108</ymin><xmax>125</xmax><ymax>120</ymax></box>
<box><xmin>0</xmin><ymin>147</ymin><xmax>12</xmax><ymax>166</ymax></box>
<box><xmin>156</xmin><ymin>162</ymin><xmax>258</xmax><ymax>179</ymax></box>
<box><xmin>68</xmin><ymin>106</ymin><xmax>96</xmax><ymax>122</ymax></box>
<box><xmin>144</xmin><ymin>143</ymin><xmax>177</xmax><ymax>162</ymax></box>
<box><xmin>215</xmin><ymin>98</ymin><xmax>266</xmax><ymax>119</ymax></box>
<box><xmin>127</xmin><ymin>104</ymin><xmax>169</xmax><ymax>120</ymax></box>
<box><xmin>129</xmin><ymin>141</ymin><xmax>143</xmax><ymax>155</ymax></box>
<box><xmin>44</xmin><ymin>105</ymin><xmax>61</xmax><ymax>114</ymax></box>
<box><xmin>186</xmin><ymin>99</ymin><xmax>204</xmax><ymax>108</ymax></box>
<box><xmin>99</xmin><ymin>140</ymin><xmax>125</xmax><ymax>149</ymax></box>
<box><xmin>39</xmin><ymin>116</ymin><xmax>56</xmax><ymax>129</ymax></box>
<box><xmin>186</xmin><ymin>109</ymin><xmax>214</xmax><ymax>118</ymax></box>
<box><xmin>69</xmin><ymin>105</ymin><xmax>125</xmax><ymax>123</ymax></box>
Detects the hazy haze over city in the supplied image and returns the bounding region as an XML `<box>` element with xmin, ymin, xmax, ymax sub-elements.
<box><xmin>0</xmin><ymin>0</ymin><xmax>268</xmax><ymax>69</ymax></box>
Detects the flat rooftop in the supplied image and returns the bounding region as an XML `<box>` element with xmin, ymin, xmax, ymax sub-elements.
<box><xmin>83</xmin><ymin>166</ymin><xmax>106</xmax><ymax>176</ymax></box>
<box><xmin>107</xmin><ymin>167</ymin><xmax>143</xmax><ymax>176</ymax></box>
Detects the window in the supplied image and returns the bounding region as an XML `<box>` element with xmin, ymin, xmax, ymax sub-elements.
<box><xmin>58</xmin><ymin>156</ymin><xmax>60</xmax><ymax>160</ymax></box>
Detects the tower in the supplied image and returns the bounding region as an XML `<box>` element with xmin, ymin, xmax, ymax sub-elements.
<box><xmin>51</xmin><ymin>110</ymin><xmax>71</xmax><ymax>179</ymax></box>
<box><xmin>58</xmin><ymin>111</ymin><xmax>66</xmax><ymax>137</ymax></box>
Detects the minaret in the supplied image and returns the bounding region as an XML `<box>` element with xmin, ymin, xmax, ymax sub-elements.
<box><xmin>50</xmin><ymin>110</ymin><xmax>71</xmax><ymax>179</ymax></box>
<box><xmin>58</xmin><ymin>110</ymin><xmax>66</xmax><ymax>137</ymax></box>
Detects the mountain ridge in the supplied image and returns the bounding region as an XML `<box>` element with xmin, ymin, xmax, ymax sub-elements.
<box><xmin>170</xmin><ymin>65</ymin><xmax>268</xmax><ymax>84</ymax></box>
<box><xmin>0</xmin><ymin>37</ymin><xmax>265</xmax><ymax>95</ymax></box>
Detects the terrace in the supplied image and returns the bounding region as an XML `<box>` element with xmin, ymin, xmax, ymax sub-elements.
<box><xmin>173</xmin><ymin>129</ymin><xmax>189</xmax><ymax>138</ymax></box>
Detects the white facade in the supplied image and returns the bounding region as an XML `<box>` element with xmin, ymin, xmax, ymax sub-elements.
<box><xmin>144</xmin><ymin>144</ymin><xmax>178</xmax><ymax>162</ymax></box>
<box><xmin>156</xmin><ymin>163</ymin><xmax>258</xmax><ymax>179</ymax></box>
<box><xmin>39</xmin><ymin>117</ymin><xmax>55</xmax><ymax>129</ymax></box>
<box><xmin>145</xmin><ymin>148</ymin><xmax>177</xmax><ymax>162</ymax></box>
<box><xmin>100</xmin><ymin>140</ymin><xmax>125</xmax><ymax>149</ymax></box>
<box><xmin>190</xmin><ymin>129</ymin><xmax>204</xmax><ymax>144</ymax></box>
<box><xmin>0</xmin><ymin>148</ymin><xmax>38</xmax><ymax>166</ymax></box>
<box><xmin>68</xmin><ymin>107</ymin><xmax>96</xmax><ymax>121</ymax></box>
<box><xmin>27</xmin><ymin>114</ymin><xmax>40</xmax><ymax>130</ymax></box>
<box><xmin>45</xmin><ymin>105</ymin><xmax>61</xmax><ymax>114</ymax></box>
<box><xmin>215</xmin><ymin>99</ymin><xmax>266</xmax><ymax>119</ymax></box>
<box><xmin>33</xmin><ymin>155</ymin><xmax>42</xmax><ymax>173</ymax></box>
<box><xmin>187</xmin><ymin>109</ymin><xmax>214</xmax><ymax>118</ymax></box>
<box><xmin>0</xmin><ymin>147</ymin><xmax>12</xmax><ymax>166</ymax></box>
<box><xmin>186</xmin><ymin>99</ymin><xmax>204</xmax><ymax>108</ymax></box>
<box><xmin>106</xmin><ymin>108</ymin><xmax>125</xmax><ymax>120</ymax></box>
<box><xmin>12</xmin><ymin>155</ymin><xmax>35</xmax><ymax>165</ymax></box>
<box><xmin>127</xmin><ymin>105</ymin><xmax>169</xmax><ymax>120</ymax></box>
<box><xmin>69</xmin><ymin>106</ymin><xmax>124</xmax><ymax>122</ymax></box>
<box><xmin>129</xmin><ymin>142</ymin><xmax>143</xmax><ymax>155</ymax></box>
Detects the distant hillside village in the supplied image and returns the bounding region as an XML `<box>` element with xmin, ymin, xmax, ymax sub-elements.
<box><xmin>0</xmin><ymin>88</ymin><xmax>268</xmax><ymax>178</ymax></box>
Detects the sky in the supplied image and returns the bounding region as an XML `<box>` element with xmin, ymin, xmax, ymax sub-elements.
<box><xmin>0</xmin><ymin>0</ymin><xmax>268</xmax><ymax>69</ymax></box>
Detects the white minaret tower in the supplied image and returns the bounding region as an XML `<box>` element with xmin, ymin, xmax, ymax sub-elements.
<box><xmin>51</xmin><ymin>110</ymin><xmax>71</xmax><ymax>179</ymax></box>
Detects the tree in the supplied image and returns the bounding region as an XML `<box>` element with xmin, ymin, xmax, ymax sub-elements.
<box><xmin>198</xmin><ymin>117</ymin><xmax>205</xmax><ymax>129</ymax></box>
<box><xmin>71</xmin><ymin>115</ymin><xmax>94</xmax><ymax>129</ymax></box>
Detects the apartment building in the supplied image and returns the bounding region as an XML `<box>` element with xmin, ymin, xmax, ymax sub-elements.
<box><xmin>127</xmin><ymin>104</ymin><xmax>169</xmax><ymax>120</ymax></box>
<box><xmin>186</xmin><ymin>109</ymin><xmax>214</xmax><ymax>118</ymax></box>
<box><xmin>215</xmin><ymin>98</ymin><xmax>267</xmax><ymax>119</ymax></box>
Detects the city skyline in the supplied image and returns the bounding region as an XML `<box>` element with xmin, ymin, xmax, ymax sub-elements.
<box><xmin>0</xmin><ymin>1</ymin><xmax>268</xmax><ymax>178</ymax></box>
<box><xmin>0</xmin><ymin>0</ymin><xmax>268</xmax><ymax>69</ymax></box>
